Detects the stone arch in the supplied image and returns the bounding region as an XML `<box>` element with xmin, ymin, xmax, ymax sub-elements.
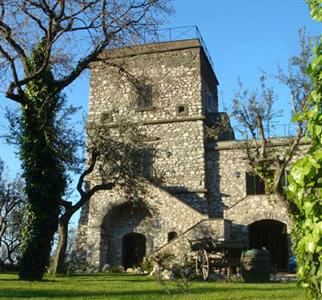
<box><xmin>248</xmin><ymin>219</ymin><xmax>289</xmax><ymax>270</ymax></box>
<box><xmin>226</xmin><ymin>196</ymin><xmax>292</xmax><ymax>232</ymax></box>
<box><xmin>100</xmin><ymin>201</ymin><xmax>156</xmax><ymax>267</ymax></box>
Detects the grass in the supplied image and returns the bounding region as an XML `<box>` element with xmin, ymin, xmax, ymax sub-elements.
<box><xmin>0</xmin><ymin>272</ymin><xmax>304</xmax><ymax>300</ymax></box>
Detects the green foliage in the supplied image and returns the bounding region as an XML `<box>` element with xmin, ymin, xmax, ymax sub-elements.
<box><xmin>18</xmin><ymin>43</ymin><xmax>68</xmax><ymax>280</ymax></box>
<box><xmin>288</xmin><ymin>31</ymin><xmax>322</xmax><ymax>299</ymax></box>
<box><xmin>108</xmin><ymin>266</ymin><xmax>126</xmax><ymax>273</ymax></box>
<box><xmin>306</xmin><ymin>0</ymin><xmax>322</xmax><ymax>22</ymax></box>
<box><xmin>231</xmin><ymin>76</ymin><xmax>280</xmax><ymax>140</ymax></box>
<box><xmin>140</xmin><ymin>256</ymin><xmax>155</xmax><ymax>273</ymax></box>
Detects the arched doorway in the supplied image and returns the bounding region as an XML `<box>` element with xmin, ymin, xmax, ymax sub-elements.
<box><xmin>248</xmin><ymin>219</ymin><xmax>288</xmax><ymax>270</ymax></box>
<box><xmin>122</xmin><ymin>232</ymin><xmax>146</xmax><ymax>269</ymax></box>
<box><xmin>100</xmin><ymin>202</ymin><xmax>155</xmax><ymax>267</ymax></box>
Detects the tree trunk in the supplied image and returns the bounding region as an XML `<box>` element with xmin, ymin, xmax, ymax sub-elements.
<box><xmin>18</xmin><ymin>45</ymin><xmax>66</xmax><ymax>280</ymax></box>
<box><xmin>53</xmin><ymin>212</ymin><xmax>72</xmax><ymax>275</ymax></box>
<box><xmin>18</xmin><ymin>100</ymin><xmax>65</xmax><ymax>280</ymax></box>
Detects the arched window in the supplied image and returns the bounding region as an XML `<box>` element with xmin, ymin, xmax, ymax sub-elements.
<box><xmin>167</xmin><ymin>231</ymin><xmax>177</xmax><ymax>242</ymax></box>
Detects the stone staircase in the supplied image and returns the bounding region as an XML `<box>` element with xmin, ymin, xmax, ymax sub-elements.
<box><xmin>152</xmin><ymin>218</ymin><xmax>231</xmax><ymax>261</ymax></box>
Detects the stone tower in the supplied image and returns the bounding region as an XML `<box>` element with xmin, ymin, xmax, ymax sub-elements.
<box><xmin>75</xmin><ymin>38</ymin><xmax>234</xmax><ymax>269</ymax></box>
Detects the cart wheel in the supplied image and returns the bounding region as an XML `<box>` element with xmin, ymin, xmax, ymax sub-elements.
<box><xmin>195</xmin><ymin>249</ymin><xmax>209</xmax><ymax>280</ymax></box>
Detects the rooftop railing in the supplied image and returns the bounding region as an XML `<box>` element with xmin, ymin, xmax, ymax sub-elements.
<box><xmin>142</xmin><ymin>25</ymin><xmax>214</xmax><ymax>69</ymax></box>
<box><xmin>231</xmin><ymin>123</ymin><xmax>302</xmax><ymax>141</ymax></box>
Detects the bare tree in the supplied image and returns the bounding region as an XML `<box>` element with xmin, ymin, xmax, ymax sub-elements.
<box><xmin>230</xmin><ymin>29</ymin><xmax>313</xmax><ymax>214</ymax></box>
<box><xmin>0</xmin><ymin>0</ymin><xmax>171</xmax><ymax>99</ymax></box>
<box><xmin>0</xmin><ymin>0</ymin><xmax>171</xmax><ymax>280</ymax></box>
<box><xmin>0</xmin><ymin>159</ymin><xmax>25</xmax><ymax>268</ymax></box>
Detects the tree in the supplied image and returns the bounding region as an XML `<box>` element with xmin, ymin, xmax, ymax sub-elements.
<box><xmin>53</xmin><ymin>120</ymin><xmax>150</xmax><ymax>274</ymax></box>
<box><xmin>230</xmin><ymin>29</ymin><xmax>313</xmax><ymax>215</ymax></box>
<box><xmin>230</xmin><ymin>22</ymin><xmax>321</xmax><ymax>298</ymax></box>
<box><xmin>0</xmin><ymin>0</ymin><xmax>171</xmax><ymax>280</ymax></box>
<box><xmin>287</xmin><ymin>2</ymin><xmax>322</xmax><ymax>298</ymax></box>
<box><xmin>0</xmin><ymin>158</ymin><xmax>26</xmax><ymax>268</ymax></box>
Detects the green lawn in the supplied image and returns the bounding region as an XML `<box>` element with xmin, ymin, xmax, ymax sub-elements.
<box><xmin>0</xmin><ymin>273</ymin><xmax>304</xmax><ymax>300</ymax></box>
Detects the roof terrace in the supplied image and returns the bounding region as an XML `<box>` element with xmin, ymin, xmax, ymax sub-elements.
<box><xmin>140</xmin><ymin>25</ymin><xmax>214</xmax><ymax>69</ymax></box>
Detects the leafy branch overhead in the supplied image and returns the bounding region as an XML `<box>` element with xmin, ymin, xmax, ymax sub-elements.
<box><xmin>287</xmin><ymin>22</ymin><xmax>322</xmax><ymax>298</ymax></box>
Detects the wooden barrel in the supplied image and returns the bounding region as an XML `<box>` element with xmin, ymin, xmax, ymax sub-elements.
<box><xmin>240</xmin><ymin>249</ymin><xmax>271</xmax><ymax>282</ymax></box>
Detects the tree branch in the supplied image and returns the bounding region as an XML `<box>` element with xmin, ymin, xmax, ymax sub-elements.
<box><xmin>256</xmin><ymin>114</ymin><xmax>267</xmax><ymax>158</ymax></box>
<box><xmin>76</xmin><ymin>150</ymin><xmax>98</xmax><ymax>198</ymax></box>
<box><xmin>73</xmin><ymin>182</ymin><xmax>114</xmax><ymax>212</ymax></box>
<box><xmin>22</xmin><ymin>5</ymin><xmax>48</xmax><ymax>35</ymax></box>
<box><xmin>0</xmin><ymin>45</ymin><xmax>26</xmax><ymax>103</ymax></box>
<box><xmin>0</xmin><ymin>20</ymin><xmax>30</xmax><ymax>73</ymax></box>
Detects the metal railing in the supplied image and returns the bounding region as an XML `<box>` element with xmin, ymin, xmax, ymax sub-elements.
<box><xmin>141</xmin><ymin>25</ymin><xmax>214</xmax><ymax>69</ymax></box>
<box><xmin>232</xmin><ymin>123</ymin><xmax>301</xmax><ymax>141</ymax></box>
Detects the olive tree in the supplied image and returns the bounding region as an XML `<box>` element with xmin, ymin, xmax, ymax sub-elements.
<box><xmin>230</xmin><ymin>29</ymin><xmax>313</xmax><ymax>215</ymax></box>
<box><xmin>231</xmin><ymin>23</ymin><xmax>321</xmax><ymax>298</ymax></box>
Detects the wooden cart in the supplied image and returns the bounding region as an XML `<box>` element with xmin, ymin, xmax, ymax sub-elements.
<box><xmin>189</xmin><ymin>237</ymin><xmax>244</xmax><ymax>280</ymax></box>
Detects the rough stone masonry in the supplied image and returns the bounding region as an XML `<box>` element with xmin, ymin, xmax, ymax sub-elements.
<box><xmin>74</xmin><ymin>39</ymin><xmax>303</xmax><ymax>271</ymax></box>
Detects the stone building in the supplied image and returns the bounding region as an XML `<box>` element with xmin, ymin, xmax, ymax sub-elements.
<box><xmin>75</xmin><ymin>36</ymin><xmax>303</xmax><ymax>271</ymax></box>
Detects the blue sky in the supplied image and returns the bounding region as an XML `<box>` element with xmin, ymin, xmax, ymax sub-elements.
<box><xmin>168</xmin><ymin>0</ymin><xmax>320</xmax><ymax>113</ymax></box>
<box><xmin>0</xmin><ymin>0</ymin><xmax>321</xmax><ymax>222</ymax></box>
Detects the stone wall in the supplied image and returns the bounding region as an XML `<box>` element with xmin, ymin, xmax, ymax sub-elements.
<box><xmin>153</xmin><ymin>219</ymin><xmax>229</xmax><ymax>262</ymax></box>
<box><xmin>74</xmin><ymin>38</ymin><xmax>306</xmax><ymax>271</ymax></box>
<box><xmin>89</xmin><ymin>40</ymin><xmax>206</xmax><ymax>122</ymax></box>
<box><xmin>210</xmin><ymin>139</ymin><xmax>309</xmax><ymax>244</ymax></box>
<box><xmin>87</xmin><ymin>39</ymin><xmax>216</xmax><ymax>207</ymax></box>
<box><xmin>75</xmin><ymin>40</ymin><xmax>225</xmax><ymax>269</ymax></box>
<box><xmin>84</xmin><ymin>183</ymin><xmax>209</xmax><ymax>268</ymax></box>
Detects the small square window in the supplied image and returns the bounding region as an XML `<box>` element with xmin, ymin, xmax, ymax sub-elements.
<box><xmin>176</xmin><ymin>104</ymin><xmax>188</xmax><ymax>116</ymax></box>
<box><xmin>167</xmin><ymin>231</ymin><xmax>177</xmax><ymax>242</ymax></box>
<box><xmin>100</xmin><ymin>112</ymin><xmax>113</xmax><ymax>123</ymax></box>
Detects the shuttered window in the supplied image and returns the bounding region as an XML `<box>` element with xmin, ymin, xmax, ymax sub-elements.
<box><xmin>246</xmin><ymin>172</ymin><xmax>265</xmax><ymax>195</ymax></box>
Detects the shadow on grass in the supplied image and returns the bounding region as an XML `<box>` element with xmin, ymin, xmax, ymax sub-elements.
<box><xmin>0</xmin><ymin>284</ymin><xmax>299</xmax><ymax>299</ymax></box>
<box><xmin>0</xmin><ymin>277</ymin><xmax>19</xmax><ymax>281</ymax></box>
<box><xmin>0</xmin><ymin>278</ymin><xmax>58</xmax><ymax>283</ymax></box>
<box><xmin>0</xmin><ymin>288</ymin><xmax>175</xmax><ymax>299</ymax></box>
<box><xmin>0</xmin><ymin>273</ymin><xmax>301</xmax><ymax>299</ymax></box>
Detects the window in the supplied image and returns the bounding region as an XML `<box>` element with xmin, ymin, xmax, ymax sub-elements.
<box><xmin>167</xmin><ymin>231</ymin><xmax>177</xmax><ymax>242</ymax></box>
<box><xmin>207</xmin><ymin>94</ymin><xmax>212</xmax><ymax>112</ymax></box>
<box><xmin>280</xmin><ymin>169</ymin><xmax>288</xmax><ymax>189</ymax></box>
<box><xmin>140</xmin><ymin>149</ymin><xmax>153</xmax><ymax>178</ymax></box>
<box><xmin>136</xmin><ymin>83</ymin><xmax>153</xmax><ymax>110</ymax></box>
<box><xmin>246</xmin><ymin>170</ymin><xmax>288</xmax><ymax>195</ymax></box>
<box><xmin>246</xmin><ymin>172</ymin><xmax>265</xmax><ymax>195</ymax></box>
<box><xmin>176</xmin><ymin>104</ymin><xmax>188</xmax><ymax>116</ymax></box>
<box><xmin>100</xmin><ymin>111</ymin><xmax>113</xmax><ymax>123</ymax></box>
